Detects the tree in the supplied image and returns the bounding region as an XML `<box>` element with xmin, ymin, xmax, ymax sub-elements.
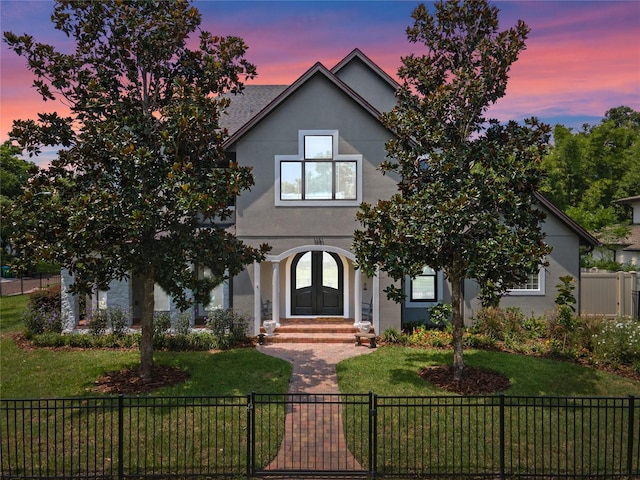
<box><xmin>353</xmin><ymin>0</ymin><xmax>551</xmax><ymax>380</ymax></box>
<box><xmin>4</xmin><ymin>0</ymin><xmax>269</xmax><ymax>381</ymax></box>
<box><xmin>540</xmin><ymin>106</ymin><xmax>640</xmax><ymax>233</ymax></box>
<box><xmin>0</xmin><ymin>141</ymin><xmax>37</xmax><ymax>259</ymax></box>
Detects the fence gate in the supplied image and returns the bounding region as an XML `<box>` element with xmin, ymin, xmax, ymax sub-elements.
<box><xmin>251</xmin><ymin>393</ymin><xmax>372</xmax><ymax>477</ymax></box>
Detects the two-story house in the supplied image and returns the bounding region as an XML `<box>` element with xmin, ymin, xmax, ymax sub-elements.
<box><xmin>60</xmin><ymin>49</ymin><xmax>599</xmax><ymax>335</ymax></box>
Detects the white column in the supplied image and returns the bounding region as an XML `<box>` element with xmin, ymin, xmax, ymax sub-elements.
<box><xmin>253</xmin><ymin>261</ymin><xmax>261</xmax><ymax>336</ymax></box>
<box><xmin>60</xmin><ymin>270</ymin><xmax>79</xmax><ymax>332</ymax></box>
<box><xmin>354</xmin><ymin>268</ymin><xmax>362</xmax><ymax>326</ymax></box>
<box><xmin>373</xmin><ymin>266</ymin><xmax>380</xmax><ymax>334</ymax></box>
<box><xmin>272</xmin><ymin>262</ymin><xmax>281</xmax><ymax>327</ymax></box>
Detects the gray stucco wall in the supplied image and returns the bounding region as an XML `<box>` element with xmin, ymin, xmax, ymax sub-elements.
<box><xmin>333</xmin><ymin>58</ymin><xmax>397</xmax><ymax>113</ymax></box>
<box><xmin>229</xmin><ymin>72</ymin><xmax>400</xmax><ymax>327</ymax></box>
<box><xmin>464</xmin><ymin>210</ymin><xmax>583</xmax><ymax>324</ymax></box>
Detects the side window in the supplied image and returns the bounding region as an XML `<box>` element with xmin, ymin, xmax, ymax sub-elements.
<box><xmin>410</xmin><ymin>267</ymin><xmax>437</xmax><ymax>302</ymax></box>
<box><xmin>275</xmin><ymin>130</ymin><xmax>362</xmax><ymax>206</ymax></box>
<box><xmin>508</xmin><ymin>269</ymin><xmax>545</xmax><ymax>296</ymax></box>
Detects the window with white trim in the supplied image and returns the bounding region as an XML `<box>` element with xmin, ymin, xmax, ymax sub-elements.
<box><xmin>275</xmin><ymin>130</ymin><xmax>362</xmax><ymax>206</ymax></box>
<box><xmin>508</xmin><ymin>269</ymin><xmax>545</xmax><ymax>296</ymax></box>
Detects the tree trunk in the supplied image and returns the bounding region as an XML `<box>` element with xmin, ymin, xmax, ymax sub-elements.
<box><xmin>139</xmin><ymin>273</ymin><xmax>155</xmax><ymax>382</ymax></box>
<box><xmin>450</xmin><ymin>274</ymin><xmax>465</xmax><ymax>381</ymax></box>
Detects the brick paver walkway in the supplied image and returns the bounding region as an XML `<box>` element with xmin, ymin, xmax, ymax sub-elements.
<box><xmin>256</xmin><ymin>343</ymin><xmax>374</xmax><ymax>474</ymax></box>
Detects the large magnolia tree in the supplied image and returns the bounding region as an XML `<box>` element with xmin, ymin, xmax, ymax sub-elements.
<box><xmin>353</xmin><ymin>0</ymin><xmax>552</xmax><ymax>379</ymax></box>
<box><xmin>5</xmin><ymin>0</ymin><xmax>269</xmax><ymax>381</ymax></box>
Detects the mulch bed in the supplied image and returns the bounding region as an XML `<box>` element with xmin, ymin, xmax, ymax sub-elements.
<box><xmin>93</xmin><ymin>365</ymin><xmax>190</xmax><ymax>394</ymax></box>
<box><xmin>419</xmin><ymin>365</ymin><xmax>511</xmax><ymax>395</ymax></box>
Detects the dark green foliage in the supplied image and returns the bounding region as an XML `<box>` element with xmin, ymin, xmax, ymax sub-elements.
<box><xmin>540</xmin><ymin>106</ymin><xmax>640</xmax><ymax>233</ymax></box>
<box><xmin>353</xmin><ymin>0</ymin><xmax>551</xmax><ymax>376</ymax></box>
<box><xmin>4</xmin><ymin>0</ymin><xmax>269</xmax><ymax>379</ymax></box>
<box><xmin>206</xmin><ymin>309</ymin><xmax>249</xmax><ymax>349</ymax></box>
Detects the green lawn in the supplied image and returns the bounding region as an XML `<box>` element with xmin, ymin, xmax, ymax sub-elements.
<box><xmin>0</xmin><ymin>294</ymin><xmax>29</xmax><ymax>334</ymax></box>
<box><xmin>1</xmin><ymin>294</ymin><xmax>291</xmax><ymax>398</ymax></box>
<box><xmin>337</xmin><ymin>345</ymin><xmax>640</xmax><ymax>396</ymax></box>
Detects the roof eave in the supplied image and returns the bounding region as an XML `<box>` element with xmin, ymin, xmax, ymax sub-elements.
<box><xmin>534</xmin><ymin>192</ymin><xmax>600</xmax><ymax>247</ymax></box>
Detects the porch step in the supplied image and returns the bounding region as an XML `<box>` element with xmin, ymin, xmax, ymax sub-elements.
<box><xmin>260</xmin><ymin>319</ymin><xmax>374</xmax><ymax>344</ymax></box>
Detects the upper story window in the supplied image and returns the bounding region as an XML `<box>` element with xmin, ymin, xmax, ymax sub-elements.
<box><xmin>275</xmin><ymin>130</ymin><xmax>362</xmax><ymax>206</ymax></box>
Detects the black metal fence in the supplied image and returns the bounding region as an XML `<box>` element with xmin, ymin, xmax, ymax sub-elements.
<box><xmin>0</xmin><ymin>271</ymin><xmax>61</xmax><ymax>296</ymax></box>
<box><xmin>2</xmin><ymin>394</ymin><xmax>639</xmax><ymax>479</ymax></box>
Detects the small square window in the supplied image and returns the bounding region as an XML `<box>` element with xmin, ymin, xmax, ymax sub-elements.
<box><xmin>305</xmin><ymin>136</ymin><xmax>332</xmax><ymax>159</ymax></box>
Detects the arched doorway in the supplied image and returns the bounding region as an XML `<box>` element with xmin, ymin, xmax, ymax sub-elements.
<box><xmin>291</xmin><ymin>251</ymin><xmax>344</xmax><ymax>316</ymax></box>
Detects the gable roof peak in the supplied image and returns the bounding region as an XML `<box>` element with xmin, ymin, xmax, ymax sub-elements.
<box><xmin>331</xmin><ymin>48</ymin><xmax>400</xmax><ymax>90</ymax></box>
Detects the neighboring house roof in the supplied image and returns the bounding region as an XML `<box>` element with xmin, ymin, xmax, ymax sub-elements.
<box><xmin>619</xmin><ymin>225</ymin><xmax>640</xmax><ymax>251</ymax></box>
<box><xmin>534</xmin><ymin>192</ymin><xmax>600</xmax><ymax>248</ymax></box>
<box><xmin>612</xmin><ymin>195</ymin><xmax>640</xmax><ymax>252</ymax></box>
<box><xmin>615</xmin><ymin>195</ymin><xmax>640</xmax><ymax>204</ymax></box>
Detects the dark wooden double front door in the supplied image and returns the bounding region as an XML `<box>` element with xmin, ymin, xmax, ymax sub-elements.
<box><xmin>291</xmin><ymin>251</ymin><xmax>343</xmax><ymax>316</ymax></box>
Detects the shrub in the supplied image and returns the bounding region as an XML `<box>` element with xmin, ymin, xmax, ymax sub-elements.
<box><xmin>22</xmin><ymin>287</ymin><xmax>62</xmax><ymax>336</ymax></box>
<box><xmin>406</xmin><ymin>325</ymin><xmax>451</xmax><ymax>348</ymax></box>
<box><xmin>522</xmin><ymin>314</ymin><xmax>547</xmax><ymax>339</ymax></box>
<box><xmin>381</xmin><ymin>327</ymin><xmax>402</xmax><ymax>344</ymax></box>
<box><xmin>206</xmin><ymin>309</ymin><xmax>248</xmax><ymax>349</ymax></box>
<box><xmin>429</xmin><ymin>303</ymin><xmax>452</xmax><ymax>328</ymax></box>
<box><xmin>87</xmin><ymin>309</ymin><xmax>108</xmax><ymax>335</ymax></box>
<box><xmin>153</xmin><ymin>312</ymin><xmax>171</xmax><ymax>336</ymax></box>
<box><xmin>29</xmin><ymin>287</ymin><xmax>61</xmax><ymax>314</ymax></box>
<box><xmin>471</xmin><ymin>307</ymin><xmax>526</xmax><ymax>342</ymax></box>
<box><xmin>172</xmin><ymin>311</ymin><xmax>192</xmax><ymax>335</ymax></box>
<box><xmin>463</xmin><ymin>333</ymin><xmax>496</xmax><ymax>350</ymax></box>
<box><xmin>107</xmin><ymin>307</ymin><xmax>129</xmax><ymax>336</ymax></box>
<box><xmin>592</xmin><ymin>318</ymin><xmax>640</xmax><ymax>368</ymax></box>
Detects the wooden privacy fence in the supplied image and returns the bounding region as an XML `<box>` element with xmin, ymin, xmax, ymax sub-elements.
<box><xmin>581</xmin><ymin>270</ymin><xmax>640</xmax><ymax>318</ymax></box>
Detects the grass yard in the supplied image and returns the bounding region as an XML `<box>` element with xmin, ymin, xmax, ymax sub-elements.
<box><xmin>1</xmin><ymin>294</ymin><xmax>291</xmax><ymax>398</ymax></box>
<box><xmin>337</xmin><ymin>345</ymin><xmax>640</xmax><ymax>397</ymax></box>
<box><xmin>0</xmin><ymin>294</ymin><xmax>29</xmax><ymax>334</ymax></box>
<box><xmin>338</xmin><ymin>346</ymin><xmax>640</xmax><ymax>476</ymax></box>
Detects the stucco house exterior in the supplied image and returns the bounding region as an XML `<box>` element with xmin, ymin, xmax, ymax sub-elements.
<box><xmin>60</xmin><ymin>49</ymin><xmax>599</xmax><ymax>334</ymax></box>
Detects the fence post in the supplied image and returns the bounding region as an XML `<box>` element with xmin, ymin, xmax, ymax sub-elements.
<box><xmin>499</xmin><ymin>394</ymin><xmax>505</xmax><ymax>480</ymax></box>
<box><xmin>369</xmin><ymin>391</ymin><xmax>377</xmax><ymax>478</ymax></box>
<box><xmin>118</xmin><ymin>394</ymin><xmax>124</xmax><ymax>480</ymax></box>
<box><xmin>247</xmin><ymin>392</ymin><xmax>254</xmax><ymax>478</ymax></box>
<box><xmin>628</xmin><ymin>395</ymin><xmax>635</xmax><ymax>478</ymax></box>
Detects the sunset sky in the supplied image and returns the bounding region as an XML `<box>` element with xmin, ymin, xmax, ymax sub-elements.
<box><xmin>1</xmin><ymin>0</ymin><xmax>639</xmax><ymax>166</ymax></box>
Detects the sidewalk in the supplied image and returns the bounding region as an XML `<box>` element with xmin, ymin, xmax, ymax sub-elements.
<box><xmin>256</xmin><ymin>343</ymin><xmax>375</xmax><ymax>475</ymax></box>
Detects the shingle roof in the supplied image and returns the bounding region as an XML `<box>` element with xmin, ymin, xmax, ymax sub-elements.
<box><xmin>220</xmin><ymin>85</ymin><xmax>288</xmax><ymax>136</ymax></box>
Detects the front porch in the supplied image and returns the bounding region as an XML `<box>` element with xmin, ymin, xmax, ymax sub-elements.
<box><xmin>251</xmin><ymin>244</ymin><xmax>380</xmax><ymax>337</ymax></box>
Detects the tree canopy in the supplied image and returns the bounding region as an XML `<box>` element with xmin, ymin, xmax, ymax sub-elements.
<box><xmin>0</xmin><ymin>141</ymin><xmax>37</xmax><ymax>259</ymax></box>
<box><xmin>353</xmin><ymin>0</ymin><xmax>551</xmax><ymax>379</ymax></box>
<box><xmin>540</xmin><ymin>106</ymin><xmax>640</xmax><ymax>234</ymax></box>
<box><xmin>4</xmin><ymin>0</ymin><xmax>269</xmax><ymax>380</ymax></box>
